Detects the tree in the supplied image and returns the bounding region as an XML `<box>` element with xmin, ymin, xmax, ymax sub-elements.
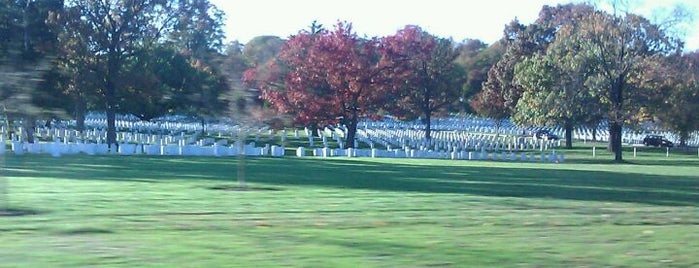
<box><xmin>577</xmin><ymin>9</ymin><xmax>680</xmax><ymax>162</ymax></box>
<box><xmin>0</xmin><ymin>0</ymin><xmax>63</xmax><ymax>143</ymax></box>
<box><xmin>242</xmin><ymin>35</ymin><xmax>285</xmax><ymax>66</ymax></box>
<box><xmin>219</xmin><ymin>41</ymin><xmax>272</xmax><ymax>124</ymax></box>
<box><xmin>166</xmin><ymin>0</ymin><xmax>228</xmax><ymax>126</ymax></box>
<box><xmin>647</xmin><ymin>52</ymin><xmax>699</xmax><ymax>147</ymax></box>
<box><xmin>118</xmin><ymin>45</ymin><xmax>184</xmax><ymax>121</ymax></box>
<box><xmin>170</xmin><ymin>58</ymin><xmax>228</xmax><ymax>127</ymax></box>
<box><xmin>476</xmin><ymin>20</ymin><xmax>527</xmax><ymax>119</ymax></box>
<box><xmin>455</xmin><ymin>39</ymin><xmax>504</xmax><ymax>114</ymax></box>
<box><xmin>470</xmin><ymin>19</ymin><xmax>527</xmax><ymax>129</ymax></box>
<box><xmin>114</xmin><ymin>43</ymin><xmax>228</xmax><ymax>125</ymax></box>
<box><xmin>480</xmin><ymin>4</ymin><xmax>597</xmax><ymax>120</ymax></box>
<box><xmin>513</xmin><ymin>15</ymin><xmax>603</xmax><ymax>149</ymax></box>
<box><xmin>382</xmin><ymin>25</ymin><xmax>465</xmax><ymax>140</ymax></box>
<box><xmin>168</xmin><ymin>0</ymin><xmax>225</xmax><ymax>60</ymax></box>
<box><xmin>468</xmin><ymin>81</ymin><xmax>509</xmax><ymax>133</ymax></box>
<box><xmin>0</xmin><ymin>0</ymin><xmax>63</xmax><ymax>60</ymax></box>
<box><xmin>62</xmin><ymin>0</ymin><xmax>227</xmax><ymax>147</ymax></box>
<box><xmin>513</xmin><ymin>55</ymin><xmax>601</xmax><ymax>148</ymax></box>
<box><xmin>237</xmin><ymin>36</ymin><xmax>285</xmax><ymax>109</ymax></box>
<box><xmin>62</xmin><ymin>0</ymin><xmax>183</xmax><ymax>149</ymax></box>
<box><xmin>245</xmin><ymin>22</ymin><xmax>393</xmax><ymax>148</ymax></box>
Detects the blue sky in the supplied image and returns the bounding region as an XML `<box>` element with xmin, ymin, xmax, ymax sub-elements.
<box><xmin>210</xmin><ymin>0</ymin><xmax>699</xmax><ymax>51</ymax></box>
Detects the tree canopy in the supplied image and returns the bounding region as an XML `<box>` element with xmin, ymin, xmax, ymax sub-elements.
<box><xmin>244</xmin><ymin>22</ymin><xmax>395</xmax><ymax>148</ymax></box>
<box><xmin>381</xmin><ymin>25</ymin><xmax>465</xmax><ymax>140</ymax></box>
<box><xmin>478</xmin><ymin>2</ymin><xmax>688</xmax><ymax>160</ymax></box>
<box><xmin>58</xmin><ymin>0</ymin><xmax>226</xmax><ymax>148</ymax></box>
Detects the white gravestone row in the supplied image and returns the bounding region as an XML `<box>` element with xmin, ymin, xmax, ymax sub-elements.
<box><xmin>5</xmin><ymin>127</ymin><xmax>273</xmax><ymax>157</ymax></box>
<box><xmin>298</xmin><ymin>146</ymin><xmax>565</xmax><ymax>162</ymax></box>
<box><xmin>572</xmin><ymin>126</ymin><xmax>698</xmax><ymax>147</ymax></box>
<box><xmin>5</xmin><ymin>129</ymin><xmax>566</xmax><ymax>162</ymax></box>
<box><xmin>356</xmin><ymin>128</ymin><xmax>556</xmax><ymax>153</ymax></box>
<box><xmin>8</xmin><ymin>114</ymin><xmax>696</xmax><ymax>159</ymax></box>
<box><xmin>59</xmin><ymin>113</ymin><xmax>699</xmax><ymax>147</ymax></box>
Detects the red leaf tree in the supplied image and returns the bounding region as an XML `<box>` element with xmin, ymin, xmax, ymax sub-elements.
<box><xmin>244</xmin><ymin>22</ymin><xmax>393</xmax><ymax>148</ymax></box>
<box><xmin>381</xmin><ymin>25</ymin><xmax>465</xmax><ymax>140</ymax></box>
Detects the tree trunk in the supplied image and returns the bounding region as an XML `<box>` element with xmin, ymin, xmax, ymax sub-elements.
<box><xmin>22</xmin><ymin>117</ymin><xmax>36</xmax><ymax>143</ymax></box>
<box><xmin>608</xmin><ymin>122</ymin><xmax>623</xmax><ymax>162</ymax></box>
<box><xmin>106</xmin><ymin>70</ymin><xmax>117</xmax><ymax>151</ymax></box>
<box><xmin>679</xmin><ymin>130</ymin><xmax>688</xmax><ymax>148</ymax></box>
<box><xmin>564</xmin><ymin>121</ymin><xmax>573</xmax><ymax>149</ymax></box>
<box><xmin>592</xmin><ymin>128</ymin><xmax>597</xmax><ymax>142</ymax></box>
<box><xmin>609</xmin><ymin>76</ymin><xmax>624</xmax><ymax>162</ymax></box>
<box><xmin>106</xmin><ymin>52</ymin><xmax>119</xmax><ymax>151</ymax></box>
<box><xmin>107</xmin><ymin>108</ymin><xmax>117</xmax><ymax>151</ymax></box>
<box><xmin>424</xmin><ymin>112</ymin><xmax>432</xmax><ymax>141</ymax></box>
<box><xmin>422</xmin><ymin>80</ymin><xmax>432</xmax><ymax>141</ymax></box>
<box><xmin>75</xmin><ymin>95</ymin><xmax>86</xmax><ymax>133</ymax></box>
<box><xmin>345</xmin><ymin>109</ymin><xmax>358</xmax><ymax>149</ymax></box>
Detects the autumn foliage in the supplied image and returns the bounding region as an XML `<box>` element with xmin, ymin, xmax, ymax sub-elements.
<box><xmin>244</xmin><ymin>22</ymin><xmax>394</xmax><ymax>147</ymax></box>
<box><xmin>381</xmin><ymin>25</ymin><xmax>464</xmax><ymax>140</ymax></box>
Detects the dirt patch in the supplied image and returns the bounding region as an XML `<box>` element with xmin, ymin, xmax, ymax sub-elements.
<box><xmin>59</xmin><ymin>227</ymin><xmax>114</xmax><ymax>235</ymax></box>
<box><xmin>0</xmin><ymin>208</ymin><xmax>41</xmax><ymax>217</ymax></box>
<box><xmin>207</xmin><ymin>185</ymin><xmax>283</xmax><ymax>191</ymax></box>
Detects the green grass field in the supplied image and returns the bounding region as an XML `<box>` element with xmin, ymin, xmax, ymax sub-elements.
<box><xmin>1</xmin><ymin>146</ymin><xmax>698</xmax><ymax>267</ymax></box>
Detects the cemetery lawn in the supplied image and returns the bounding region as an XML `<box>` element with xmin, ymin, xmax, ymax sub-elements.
<box><xmin>1</xmin><ymin>153</ymin><xmax>698</xmax><ymax>267</ymax></box>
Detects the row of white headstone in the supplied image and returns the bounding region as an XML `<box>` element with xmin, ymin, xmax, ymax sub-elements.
<box><xmin>5</xmin><ymin>119</ymin><xmax>575</xmax><ymax>162</ymax></box>
<box><xmin>356</xmin><ymin>128</ymin><xmax>560</xmax><ymax>153</ymax></box>
<box><xmin>50</xmin><ymin>113</ymin><xmax>699</xmax><ymax>147</ymax></box>
<box><xmin>295</xmin><ymin>146</ymin><xmax>564</xmax><ymax>162</ymax></box>
<box><xmin>360</xmin><ymin>115</ymin><xmax>518</xmax><ymax>132</ymax></box>
<box><xmin>572</xmin><ymin>126</ymin><xmax>699</xmax><ymax>146</ymax></box>
<box><xmin>3</xmin><ymin>138</ymin><xmax>564</xmax><ymax>163</ymax></box>
<box><xmin>4</xmin><ymin>121</ymin><xmax>562</xmax><ymax>161</ymax></box>
<box><xmin>361</xmin><ymin>118</ymin><xmax>698</xmax><ymax>147</ymax></box>
<box><xmin>6</xmin><ymin>140</ymin><xmax>271</xmax><ymax>158</ymax></box>
<box><xmin>9</xmin><ymin>114</ymin><xmax>698</xmax><ymax>157</ymax></box>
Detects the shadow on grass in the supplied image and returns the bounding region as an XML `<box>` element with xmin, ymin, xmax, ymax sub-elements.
<box><xmin>3</xmin><ymin>155</ymin><xmax>698</xmax><ymax>207</ymax></box>
<box><xmin>562</xmin><ymin>158</ymin><xmax>699</xmax><ymax>167</ymax></box>
<box><xmin>58</xmin><ymin>227</ymin><xmax>114</xmax><ymax>235</ymax></box>
<box><xmin>208</xmin><ymin>185</ymin><xmax>283</xmax><ymax>191</ymax></box>
<box><xmin>248</xmin><ymin>158</ymin><xmax>699</xmax><ymax>207</ymax></box>
<box><xmin>0</xmin><ymin>208</ymin><xmax>42</xmax><ymax>217</ymax></box>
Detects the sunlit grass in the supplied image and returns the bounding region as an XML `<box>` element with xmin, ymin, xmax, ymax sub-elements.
<box><xmin>0</xmin><ymin>149</ymin><xmax>698</xmax><ymax>267</ymax></box>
